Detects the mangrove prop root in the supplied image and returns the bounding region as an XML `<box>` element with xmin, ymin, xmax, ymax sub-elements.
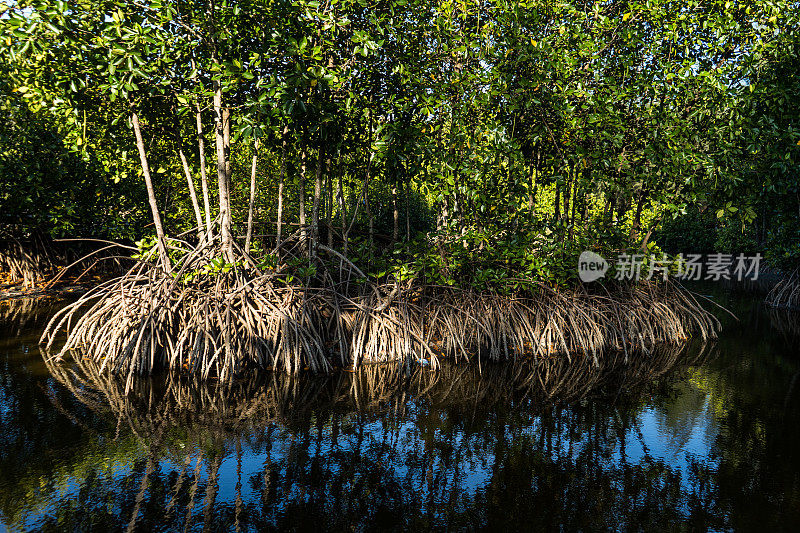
<box><xmin>0</xmin><ymin>235</ymin><xmax>128</xmax><ymax>288</ymax></box>
<box><xmin>766</xmin><ymin>268</ymin><xmax>800</xmax><ymax>310</ymax></box>
<box><xmin>38</xmin><ymin>239</ymin><xmax>720</xmax><ymax>392</ymax></box>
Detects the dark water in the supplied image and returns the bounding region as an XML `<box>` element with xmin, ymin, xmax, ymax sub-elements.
<box><xmin>1</xmin><ymin>292</ymin><xmax>799</xmax><ymax>532</ymax></box>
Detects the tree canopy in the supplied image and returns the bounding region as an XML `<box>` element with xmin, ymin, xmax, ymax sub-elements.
<box><xmin>2</xmin><ymin>0</ymin><xmax>799</xmax><ymax>286</ymax></box>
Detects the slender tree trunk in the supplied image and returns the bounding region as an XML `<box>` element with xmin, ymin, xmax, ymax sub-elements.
<box><xmin>365</xmin><ymin>160</ymin><xmax>373</xmax><ymax>266</ymax></box>
<box><xmin>608</xmin><ymin>193</ymin><xmax>617</xmax><ymax>224</ymax></box>
<box><xmin>194</xmin><ymin>88</ymin><xmax>212</xmax><ymax>238</ymax></box>
<box><xmin>582</xmin><ymin>168</ymin><xmax>590</xmax><ymax>223</ymax></box>
<box><xmin>365</xmin><ymin>105</ymin><xmax>374</xmax><ymax>263</ymax></box>
<box><xmin>441</xmin><ymin>194</ymin><xmax>449</xmax><ymax>230</ymax></box>
<box><xmin>404</xmin><ymin>180</ymin><xmax>410</xmax><ymax>241</ymax></box>
<box><xmin>638</xmin><ymin>212</ymin><xmax>664</xmax><ymax>251</ymax></box>
<box><xmin>531</xmin><ymin>148</ymin><xmax>541</xmax><ymax>217</ymax></box>
<box><xmin>554</xmin><ymin>180</ymin><xmax>561</xmax><ymax>220</ymax></box>
<box><xmin>564</xmin><ymin>163</ymin><xmax>572</xmax><ymax>226</ymax></box>
<box><xmin>630</xmin><ymin>188</ymin><xmax>646</xmax><ymax>242</ymax></box>
<box><xmin>276</xmin><ymin>125</ymin><xmax>288</xmax><ymax>252</ymax></box>
<box><xmin>223</xmin><ymin>109</ymin><xmax>232</xmax><ymax>181</ymax></box>
<box><xmin>214</xmin><ymin>83</ymin><xmax>234</xmax><ymax>261</ymax></box>
<box><xmin>131</xmin><ymin>111</ymin><xmax>169</xmax><ymax>271</ymax></box>
<box><xmin>299</xmin><ymin>146</ymin><xmax>308</xmax><ymax>257</ymax></box>
<box><xmin>326</xmin><ymin>156</ymin><xmax>334</xmax><ymax>248</ymax></box>
<box><xmin>392</xmin><ymin>185</ymin><xmax>399</xmax><ymax>243</ymax></box>
<box><xmin>569</xmin><ymin>178</ymin><xmax>577</xmax><ymax>241</ymax></box>
<box><xmin>176</xmin><ymin>130</ymin><xmax>205</xmax><ymax>239</ymax></box>
<box><xmin>245</xmin><ymin>138</ymin><xmax>259</xmax><ymax>254</ymax></box>
<box><xmin>338</xmin><ymin>165</ymin><xmax>348</xmax><ymax>258</ymax></box>
<box><xmin>528</xmin><ymin>163</ymin><xmax>536</xmax><ymax>216</ymax></box>
<box><xmin>312</xmin><ymin>143</ymin><xmax>324</xmax><ymax>257</ymax></box>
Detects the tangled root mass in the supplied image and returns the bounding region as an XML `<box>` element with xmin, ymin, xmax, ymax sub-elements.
<box><xmin>39</xmin><ymin>238</ymin><xmax>720</xmax><ymax>392</ymax></box>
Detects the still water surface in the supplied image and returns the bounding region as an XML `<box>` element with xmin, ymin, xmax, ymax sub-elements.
<box><xmin>1</xmin><ymin>292</ymin><xmax>799</xmax><ymax>531</ymax></box>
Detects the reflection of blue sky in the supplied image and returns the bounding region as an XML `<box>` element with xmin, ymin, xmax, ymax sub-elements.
<box><xmin>199</xmin><ymin>417</ymin><xmax>497</xmax><ymax>509</ymax></box>
<box><xmin>6</xmin><ymin>378</ymin><xmax>725</xmax><ymax>530</ymax></box>
<box><xmin>614</xmin><ymin>381</ymin><xmax>721</xmax><ymax>516</ymax></box>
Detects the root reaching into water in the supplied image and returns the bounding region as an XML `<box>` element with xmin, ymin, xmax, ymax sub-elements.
<box><xmin>766</xmin><ymin>269</ymin><xmax>800</xmax><ymax>309</ymax></box>
<box><xmin>38</xmin><ymin>238</ymin><xmax>720</xmax><ymax>391</ymax></box>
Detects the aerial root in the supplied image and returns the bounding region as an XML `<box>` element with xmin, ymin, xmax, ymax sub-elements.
<box><xmin>38</xmin><ymin>241</ymin><xmax>720</xmax><ymax>390</ymax></box>
<box><xmin>766</xmin><ymin>268</ymin><xmax>800</xmax><ymax>309</ymax></box>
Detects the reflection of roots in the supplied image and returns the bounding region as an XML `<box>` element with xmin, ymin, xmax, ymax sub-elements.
<box><xmin>0</xmin><ymin>297</ymin><xmax>63</xmax><ymax>334</ymax></box>
<box><xmin>766</xmin><ymin>269</ymin><xmax>800</xmax><ymax>309</ymax></box>
<box><xmin>44</xmin><ymin>341</ymin><xmax>715</xmax><ymax>439</ymax></box>
<box><xmin>768</xmin><ymin>308</ymin><xmax>800</xmax><ymax>340</ymax></box>
<box><xmin>39</xmin><ymin>239</ymin><xmax>720</xmax><ymax>389</ymax></box>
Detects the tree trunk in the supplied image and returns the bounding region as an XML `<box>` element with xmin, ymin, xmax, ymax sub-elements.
<box><xmin>392</xmin><ymin>184</ymin><xmax>399</xmax><ymax>243</ymax></box>
<box><xmin>569</xmin><ymin>177</ymin><xmax>577</xmax><ymax>241</ymax></box>
<box><xmin>176</xmin><ymin>130</ymin><xmax>205</xmax><ymax>239</ymax></box>
<box><xmin>528</xmin><ymin>163</ymin><xmax>536</xmax><ymax>216</ymax></box>
<box><xmin>223</xmin><ymin>109</ymin><xmax>232</xmax><ymax>182</ymax></box>
<box><xmin>245</xmin><ymin>138</ymin><xmax>259</xmax><ymax>254</ymax></box>
<box><xmin>131</xmin><ymin>111</ymin><xmax>169</xmax><ymax>271</ymax></box>
<box><xmin>603</xmin><ymin>188</ymin><xmax>616</xmax><ymax>225</ymax></box>
<box><xmin>582</xmin><ymin>168</ymin><xmax>590</xmax><ymax>223</ymax></box>
<box><xmin>630</xmin><ymin>188</ymin><xmax>646</xmax><ymax>242</ymax></box>
<box><xmin>326</xmin><ymin>156</ymin><xmax>334</xmax><ymax>248</ymax></box>
<box><xmin>195</xmin><ymin>99</ymin><xmax>212</xmax><ymax>238</ymax></box>
<box><xmin>365</xmin><ymin>106</ymin><xmax>374</xmax><ymax>264</ymax></box>
<box><xmin>276</xmin><ymin>125</ymin><xmax>288</xmax><ymax>252</ymax></box>
<box><xmin>563</xmin><ymin>164</ymin><xmax>572</xmax><ymax>226</ymax></box>
<box><xmin>366</xmin><ymin>161</ymin><xmax>373</xmax><ymax>267</ymax></box>
<box><xmin>404</xmin><ymin>180</ymin><xmax>410</xmax><ymax>241</ymax></box>
<box><xmin>312</xmin><ymin>143</ymin><xmax>324</xmax><ymax>257</ymax></box>
<box><xmin>338</xmin><ymin>167</ymin><xmax>347</xmax><ymax>259</ymax></box>
<box><xmin>554</xmin><ymin>180</ymin><xmax>561</xmax><ymax>220</ymax></box>
<box><xmin>214</xmin><ymin>83</ymin><xmax>234</xmax><ymax>261</ymax></box>
<box><xmin>530</xmin><ymin>147</ymin><xmax>541</xmax><ymax>217</ymax></box>
<box><xmin>190</xmin><ymin>59</ymin><xmax>212</xmax><ymax>238</ymax></box>
<box><xmin>299</xmin><ymin>146</ymin><xmax>308</xmax><ymax>257</ymax></box>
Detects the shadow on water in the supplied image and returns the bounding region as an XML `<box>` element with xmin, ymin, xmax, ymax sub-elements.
<box><xmin>1</xmin><ymin>293</ymin><xmax>800</xmax><ymax>531</ymax></box>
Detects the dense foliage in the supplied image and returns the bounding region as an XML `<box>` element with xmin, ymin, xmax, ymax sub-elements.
<box><xmin>2</xmin><ymin>0</ymin><xmax>799</xmax><ymax>286</ymax></box>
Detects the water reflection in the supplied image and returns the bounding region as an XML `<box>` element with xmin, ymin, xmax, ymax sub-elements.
<box><xmin>49</xmin><ymin>343</ymin><xmax>710</xmax><ymax>426</ymax></box>
<box><xmin>1</xmin><ymin>295</ymin><xmax>800</xmax><ymax>531</ymax></box>
<box><xmin>768</xmin><ymin>307</ymin><xmax>800</xmax><ymax>341</ymax></box>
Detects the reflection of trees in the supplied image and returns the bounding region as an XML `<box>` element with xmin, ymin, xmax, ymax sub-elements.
<box><xmin>683</xmin><ymin>337</ymin><xmax>800</xmax><ymax>530</ymax></box>
<box><xmin>3</xmin><ymin>343</ymin><xmax>716</xmax><ymax>531</ymax></box>
<box><xmin>0</xmin><ymin>297</ymin><xmax>123</xmax><ymax>530</ymax></box>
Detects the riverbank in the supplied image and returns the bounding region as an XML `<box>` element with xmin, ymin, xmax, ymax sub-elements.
<box><xmin>0</xmin><ymin>271</ymin><xmax>99</xmax><ymax>302</ymax></box>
